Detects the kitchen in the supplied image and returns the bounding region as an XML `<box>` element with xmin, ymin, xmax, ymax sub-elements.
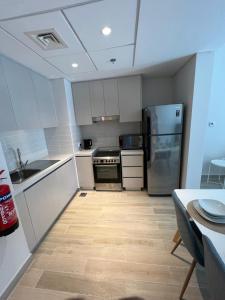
<box><xmin>0</xmin><ymin>1</ymin><xmax>225</xmax><ymax>300</ymax></box>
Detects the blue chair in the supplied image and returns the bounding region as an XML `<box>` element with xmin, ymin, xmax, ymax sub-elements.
<box><xmin>171</xmin><ymin>192</ymin><xmax>204</xmax><ymax>299</ymax></box>
<box><xmin>203</xmin><ymin>235</ymin><xmax>225</xmax><ymax>300</ymax></box>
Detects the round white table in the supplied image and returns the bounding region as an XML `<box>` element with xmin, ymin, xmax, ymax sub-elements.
<box><xmin>174</xmin><ymin>189</ymin><xmax>225</xmax><ymax>263</ymax></box>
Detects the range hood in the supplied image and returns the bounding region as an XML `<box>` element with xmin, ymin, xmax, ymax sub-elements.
<box><xmin>92</xmin><ymin>115</ymin><xmax>119</xmax><ymax>123</ymax></box>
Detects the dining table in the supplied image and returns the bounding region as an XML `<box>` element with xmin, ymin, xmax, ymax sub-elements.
<box><xmin>173</xmin><ymin>189</ymin><xmax>225</xmax><ymax>263</ymax></box>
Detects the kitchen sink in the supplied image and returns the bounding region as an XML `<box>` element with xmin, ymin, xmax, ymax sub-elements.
<box><xmin>10</xmin><ymin>159</ymin><xmax>60</xmax><ymax>184</ymax></box>
<box><xmin>10</xmin><ymin>168</ymin><xmax>41</xmax><ymax>184</ymax></box>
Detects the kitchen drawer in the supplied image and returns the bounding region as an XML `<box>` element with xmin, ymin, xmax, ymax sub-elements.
<box><xmin>122</xmin><ymin>155</ymin><xmax>143</xmax><ymax>167</ymax></box>
<box><xmin>123</xmin><ymin>177</ymin><xmax>143</xmax><ymax>190</ymax></box>
<box><xmin>122</xmin><ymin>166</ymin><xmax>143</xmax><ymax>178</ymax></box>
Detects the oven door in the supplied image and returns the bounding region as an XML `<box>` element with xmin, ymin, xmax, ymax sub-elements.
<box><xmin>93</xmin><ymin>163</ymin><xmax>122</xmax><ymax>191</ymax></box>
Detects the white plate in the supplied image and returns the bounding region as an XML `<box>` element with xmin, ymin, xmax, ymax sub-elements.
<box><xmin>198</xmin><ymin>199</ymin><xmax>225</xmax><ymax>217</ymax></box>
<box><xmin>193</xmin><ymin>201</ymin><xmax>225</xmax><ymax>224</ymax></box>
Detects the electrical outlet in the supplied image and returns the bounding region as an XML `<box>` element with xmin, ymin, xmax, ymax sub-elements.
<box><xmin>208</xmin><ymin>121</ymin><xmax>215</xmax><ymax>127</ymax></box>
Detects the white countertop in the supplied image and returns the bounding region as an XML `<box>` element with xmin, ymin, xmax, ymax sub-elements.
<box><xmin>75</xmin><ymin>149</ymin><xmax>96</xmax><ymax>157</ymax></box>
<box><xmin>12</xmin><ymin>153</ymin><xmax>74</xmax><ymax>196</ymax></box>
<box><xmin>121</xmin><ymin>149</ymin><xmax>144</xmax><ymax>155</ymax></box>
<box><xmin>174</xmin><ymin>189</ymin><xmax>225</xmax><ymax>263</ymax></box>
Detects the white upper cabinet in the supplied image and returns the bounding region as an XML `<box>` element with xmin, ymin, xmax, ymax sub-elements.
<box><xmin>1</xmin><ymin>56</ymin><xmax>41</xmax><ymax>129</ymax></box>
<box><xmin>0</xmin><ymin>58</ymin><xmax>18</xmax><ymax>131</ymax></box>
<box><xmin>31</xmin><ymin>72</ymin><xmax>58</xmax><ymax>128</ymax></box>
<box><xmin>72</xmin><ymin>82</ymin><xmax>92</xmax><ymax>125</ymax></box>
<box><xmin>72</xmin><ymin>76</ymin><xmax>142</xmax><ymax>124</ymax></box>
<box><xmin>103</xmin><ymin>79</ymin><xmax>119</xmax><ymax>116</ymax></box>
<box><xmin>89</xmin><ymin>80</ymin><xmax>105</xmax><ymax>117</ymax></box>
<box><xmin>118</xmin><ymin>76</ymin><xmax>142</xmax><ymax>122</ymax></box>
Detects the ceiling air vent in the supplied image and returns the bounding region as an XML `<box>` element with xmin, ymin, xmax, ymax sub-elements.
<box><xmin>25</xmin><ymin>29</ymin><xmax>68</xmax><ymax>51</ymax></box>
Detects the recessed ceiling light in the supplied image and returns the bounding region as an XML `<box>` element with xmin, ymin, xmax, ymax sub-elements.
<box><xmin>101</xmin><ymin>26</ymin><xmax>112</xmax><ymax>36</ymax></box>
<box><xmin>72</xmin><ymin>63</ymin><xmax>78</xmax><ymax>68</ymax></box>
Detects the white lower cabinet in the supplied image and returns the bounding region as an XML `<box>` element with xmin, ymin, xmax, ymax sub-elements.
<box><xmin>121</xmin><ymin>151</ymin><xmax>144</xmax><ymax>190</ymax></box>
<box><xmin>22</xmin><ymin>159</ymin><xmax>76</xmax><ymax>248</ymax></box>
<box><xmin>122</xmin><ymin>166</ymin><xmax>143</xmax><ymax>178</ymax></box>
<box><xmin>15</xmin><ymin>192</ymin><xmax>37</xmax><ymax>251</ymax></box>
<box><xmin>75</xmin><ymin>156</ymin><xmax>94</xmax><ymax>189</ymax></box>
<box><xmin>122</xmin><ymin>155</ymin><xmax>143</xmax><ymax>167</ymax></box>
<box><xmin>123</xmin><ymin>178</ymin><xmax>143</xmax><ymax>190</ymax></box>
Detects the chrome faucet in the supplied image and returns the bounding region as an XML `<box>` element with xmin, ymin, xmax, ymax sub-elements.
<box><xmin>16</xmin><ymin>148</ymin><xmax>28</xmax><ymax>170</ymax></box>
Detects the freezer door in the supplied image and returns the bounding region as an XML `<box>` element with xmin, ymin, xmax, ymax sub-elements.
<box><xmin>147</xmin><ymin>134</ymin><xmax>182</xmax><ymax>195</ymax></box>
<box><xmin>146</xmin><ymin>104</ymin><xmax>183</xmax><ymax>135</ymax></box>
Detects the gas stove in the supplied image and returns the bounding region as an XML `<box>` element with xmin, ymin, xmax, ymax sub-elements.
<box><xmin>93</xmin><ymin>149</ymin><xmax>120</xmax><ymax>164</ymax></box>
<box><xmin>92</xmin><ymin>148</ymin><xmax>122</xmax><ymax>191</ymax></box>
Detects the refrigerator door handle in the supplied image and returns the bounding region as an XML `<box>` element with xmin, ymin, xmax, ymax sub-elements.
<box><xmin>147</xmin><ymin>116</ymin><xmax>151</xmax><ymax>136</ymax></box>
<box><xmin>147</xmin><ymin>135</ymin><xmax>151</xmax><ymax>162</ymax></box>
<box><xmin>146</xmin><ymin>114</ymin><xmax>151</xmax><ymax>162</ymax></box>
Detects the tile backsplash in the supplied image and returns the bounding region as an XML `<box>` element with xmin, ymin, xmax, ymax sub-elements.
<box><xmin>0</xmin><ymin>129</ymin><xmax>48</xmax><ymax>171</ymax></box>
<box><xmin>44</xmin><ymin>125</ymin><xmax>81</xmax><ymax>155</ymax></box>
<box><xmin>80</xmin><ymin>121</ymin><xmax>141</xmax><ymax>148</ymax></box>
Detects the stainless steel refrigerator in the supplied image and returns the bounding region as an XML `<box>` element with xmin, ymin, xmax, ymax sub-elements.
<box><xmin>142</xmin><ymin>104</ymin><xmax>183</xmax><ymax>195</ymax></box>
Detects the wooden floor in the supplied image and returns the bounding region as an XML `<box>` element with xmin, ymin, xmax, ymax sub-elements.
<box><xmin>8</xmin><ymin>191</ymin><xmax>210</xmax><ymax>300</ymax></box>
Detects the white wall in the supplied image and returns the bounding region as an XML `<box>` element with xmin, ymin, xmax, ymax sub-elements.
<box><xmin>44</xmin><ymin>79</ymin><xmax>81</xmax><ymax>155</ymax></box>
<box><xmin>64</xmin><ymin>79</ymin><xmax>81</xmax><ymax>152</ymax></box>
<box><xmin>202</xmin><ymin>45</ymin><xmax>225</xmax><ymax>174</ymax></box>
<box><xmin>44</xmin><ymin>79</ymin><xmax>80</xmax><ymax>189</ymax></box>
<box><xmin>174</xmin><ymin>56</ymin><xmax>196</xmax><ymax>188</ymax></box>
<box><xmin>80</xmin><ymin>121</ymin><xmax>141</xmax><ymax>148</ymax></box>
<box><xmin>142</xmin><ymin>77</ymin><xmax>174</xmax><ymax>107</ymax></box>
<box><xmin>0</xmin><ymin>143</ymin><xmax>30</xmax><ymax>298</ymax></box>
<box><xmin>0</xmin><ymin>129</ymin><xmax>48</xmax><ymax>171</ymax></box>
<box><xmin>174</xmin><ymin>52</ymin><xmax>214</xmax><ymax>188</ymax></box>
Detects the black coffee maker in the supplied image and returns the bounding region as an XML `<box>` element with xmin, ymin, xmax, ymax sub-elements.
<box><xmin>83</xmin><ymin>139</ymin><xmax>92</xmax><ymax>150</ymax></box>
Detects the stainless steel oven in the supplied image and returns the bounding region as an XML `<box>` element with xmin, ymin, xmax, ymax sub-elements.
<box><xmin>93</xmin><ymin>150</ymin><xmax>122</xmax><ymax>191</ymax></box>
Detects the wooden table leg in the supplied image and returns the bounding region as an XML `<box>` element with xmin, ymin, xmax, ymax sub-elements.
<box><xmin>179</xmin><ymin>259</ymin><xmax>196</xmax><ymax>299</ymax></box>
<box><xmin>171</xmin><ymin>237</ymin><xmax>182</xmax><ymax>254</ymax></box>
<box><xmin>173</xmin><ymin>229</ymin><xmax>180</xmax><ymax>243</ymax></box>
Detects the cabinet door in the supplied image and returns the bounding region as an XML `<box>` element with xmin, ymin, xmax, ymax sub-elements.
<box><xmin>123</xmin><ymin>178</ymin><xmax>143</xmax><ymax>190</ymax></box>
<box><xmin>15</xmin><ymin>192</ymin><xmax>37</xmax><ymax>251</ymax></box>
<box><xmin>103</xmin><ymin>79</ymin><xmax>119</xmax><ymax>116</ymax></box>
<box><xmin>118</xmin><ymin>76</ymin><xmax>142</xmax><ymax>122</ymax></box>
<box><xmin>76</xmin><ymin>156</ymin><xmax>94</xmax><ymax>189</ymax></box>
<box><xmin>25</xmin><ymin>160</ymin><xmax>76</xmax><ymax>242</ymax></box>
<box><xmin>1</xmin><ymin>56</ymin><xmax>41</xmax><ymax>129</ymax></box>
<box><xmin>72</xmin><ymin>82</ymin><xmax>92</xmax><ymax>125</ymax></box>
<box><xmin>31</xmin><ymin>71</ymin><xmax>58</xmax><ymax>128</ymax></box>
<box><xmin>0</xmin><ymin>58</ymin><xmax>18</xmax><ymax>131</ymax></box>
<box><xmin>55</xmin><ymin>159</ymin><xmax>76</xmax><ymax>209</ymax></box>
<box><xmin>25</xmin><ymin>170</ymin><xmax>59</xmax><ymax>242</ymax></box>
<box><xmin>89</xmin><ymin>80</ymin><xmax>105</xmax><ymax>117</ymax></box>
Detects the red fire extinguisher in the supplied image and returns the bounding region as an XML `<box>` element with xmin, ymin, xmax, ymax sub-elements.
<box><xmin>0</xmin><ymin>170</ymin><xmax>19</xmax><ymax>237</ymax></box>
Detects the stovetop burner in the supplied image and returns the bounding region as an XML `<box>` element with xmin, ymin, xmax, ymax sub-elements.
<box><xmin>94</xmin><ymin>150</ymin><xmax>120</xmax><ymax>157</ymax></box>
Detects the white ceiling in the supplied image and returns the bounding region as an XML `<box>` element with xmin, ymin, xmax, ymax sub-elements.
<box><xmin>0</xmin><ymin>0</ymin><xmax>225</xmax><ymax>81</ymax></box>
